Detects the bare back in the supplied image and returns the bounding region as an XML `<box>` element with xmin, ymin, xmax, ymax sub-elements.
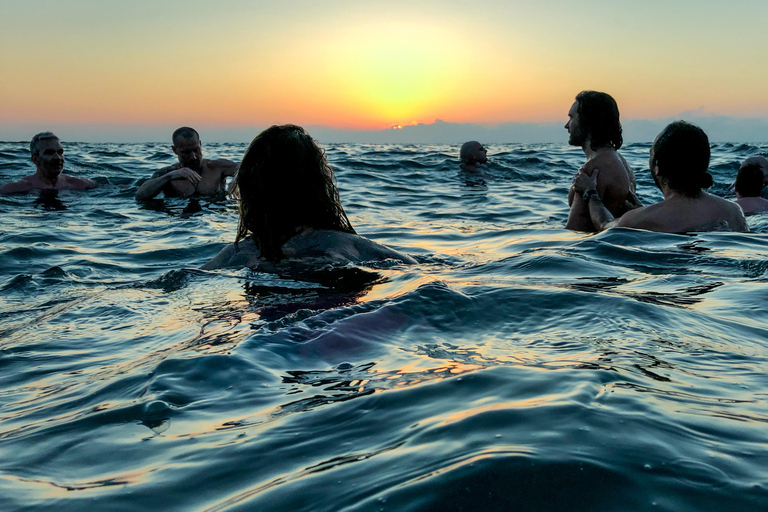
<box><xmin>617</xmin><ymin>191</ymin><xmax>747</xmax><ymax>233</ymax></box>
<box><xmin>567</xmin><ymin>149</ymin><xmax>634</xmax><ymax>231</ymax></box>
<box><xmin>202</xmin><ymin>229</ymin><xmax>415</xmax><ymax>271</ymax></box>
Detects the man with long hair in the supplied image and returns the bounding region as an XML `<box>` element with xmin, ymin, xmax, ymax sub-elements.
<box><xmin>565</xmin><ymin>91</ymin><xmax>636</xmax><ymax>231</ymax></box>
<box><xmin>203</xmin><ymin>125</ymin><xmax>415</xmax><ymax>270</ymax></box>
<box><xmin>572</xmin><ymin>121</ymin><xmax>746</xmax><ymax>233</ymax></box>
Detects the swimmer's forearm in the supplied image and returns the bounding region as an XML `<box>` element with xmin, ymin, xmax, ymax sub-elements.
<box><xmin>135</xmin><ymin>174</ymin><xmax>172</xmax><ymax>200</ymax></box>
<box><xmin>586</xmin><ymin>193</ymin><xmax>615</xmax><ymax>231</ymax></box>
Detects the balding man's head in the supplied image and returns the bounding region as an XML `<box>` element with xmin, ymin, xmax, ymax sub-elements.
<box><xmin>460</xmin><ymin>141</ymin><xmax>488</xmax><ymax>166</ymax></box>
<box><xmin>172</xmin><ymin>126</ymin><xmax>200</xmax><ymax>146</ymax></box>
<box><xmin>740</xmin><ymin>156</ymin><xmax>768</xmax><ymax>186</ymax></box>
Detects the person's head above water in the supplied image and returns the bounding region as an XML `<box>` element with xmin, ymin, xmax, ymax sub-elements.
<box><xmin>650</xmin><ymin>121</ymin><xmax>713</xmax><ymax>198</ymax></box>
<box><xmin>30</xmin><ymin>131</ymin><xmax>64</xmax><ymax>181</ymax></box>
<box><xmin>459</xmin><ymin>141</ymin><xmax>488</xmax><ymax>169</ymax></box>
<box><xmin>232</xmin><ymin>124</ymin><xmax>356</xmax><ymax>261</ymax></box>
<box><xmin>172</xmin><ymin>126</ymin><xmax>203</xmax><ymax>173</ymax></box>
<box><xmin>735</xmin><ymin>163</ymin><xmax>766</xmax><ymax>198</ymax></box>
<box><xmin>739</xmin><ymin>156</ymin><xmax>768</xmax><ymax>186</ymax></box>
<box><xmin>566</xmin><ymin>91</ymin><xmax>623</xmax><ymax>151</ymax></box>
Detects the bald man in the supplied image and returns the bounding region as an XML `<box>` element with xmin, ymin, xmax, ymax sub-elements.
<box><xmin>459</xmin><ymin>141</ymin><xmax>488</xmax><ymax>171</ymax></box>
<box><xmin>135</xmin><ymin>127</ymin><xmax>238</xmax><ymax>200</ymax></box>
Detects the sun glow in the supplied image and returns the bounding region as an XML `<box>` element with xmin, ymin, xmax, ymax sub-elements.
<box><xmin>318</xmin><ymin>23</ymin><xmax>470</xmax><ymax>127</ymax></box>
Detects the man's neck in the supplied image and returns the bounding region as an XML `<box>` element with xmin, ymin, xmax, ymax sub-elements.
<box><xmin>582</xmin><ymin>141</ymin><xmax>613</xmax><ymax>161</ymax></box>
<box><xmin>34</xmin><ymin>169</ymin><xmax>59</xmax><ymax>187</ymax></box>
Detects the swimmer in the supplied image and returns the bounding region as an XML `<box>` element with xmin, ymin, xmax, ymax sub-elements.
<box><xmin>565</xmin><ymin>91</ymin><xmax>636</xmax><ymax>231</ymax></box>
<box><xmin>135</xmin><ymin>127</ymin><xmax>238</xmax><ymax>200</ymax></box>
<box><xmin>572</xmin><ymin>121</ymin><xmax>747</xmax><ymax>233</ymax></box>
<box><xmin>459</xmin><ymin>141</ymin><xmax>488</xmax><ymax>171</ymax></box>
<box><xmin>0</xmin><ymin>132</ymin><xmax>96</xmax><ymax>194</ymax></box>
<box><xmin>202</xmin><ymin>124</ymin><xmax>416</xmax><ymax>270</ymax></box>
<box><xmin>734</xmin><ymin>163</ymin><xmax>768</xmax><ymax>214</ymax></box>
<box><xmin>738</xmin><ymin>156</ymin><xmax>768</xmax><ymax>197</ymax></box>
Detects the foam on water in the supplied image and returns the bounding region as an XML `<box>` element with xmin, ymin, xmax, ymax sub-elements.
<box><xmin>0</xmin><ymin>141</ymin><xmax>767</xmax><ymax>511</ymax></box>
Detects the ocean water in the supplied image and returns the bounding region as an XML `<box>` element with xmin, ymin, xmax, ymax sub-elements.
<box><xmin>1</xmin><ymin>140</ymin><xmax>767</xmax><ymax>511</ymax></box>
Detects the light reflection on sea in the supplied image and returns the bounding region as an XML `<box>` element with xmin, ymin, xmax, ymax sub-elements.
<box><xmin>0</xmin><ymin>141</ymin><xmax>767</xmax><ymax>511</ymax></box>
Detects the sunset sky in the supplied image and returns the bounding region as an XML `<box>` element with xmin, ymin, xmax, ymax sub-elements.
<box><xmin>2</xmin><ymin>0</ymin><xmax>768</xmax><ymax>140</ymax></box>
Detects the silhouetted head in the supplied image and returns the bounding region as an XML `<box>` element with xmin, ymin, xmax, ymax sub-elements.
<box><xmin>172</xmin><ymin>126</ymin><xmax>202</xmax><ymax>172</ymax></box>
<box><xmin>739</xmin><ymin>156</ymin><xmax>768</xmax><ymax>186</ymax></box>
<box><xmin>650</xmin><ymin>121</ymin><xmax>713</xmax><ymax>198</ymax></box>
<box><xmin>30</xmin><ymin>131</ymin><xmax>64</xmax><ymax>181</ymax></box>
<box><xmin>459</xmin><ymin>141</ymin><xmax>488</xmax><ymax>166</ymax></box>
<box><xmin>566</xmin><ymin>91</ymin><xmax>623</xmax><ymax>151</ymax></box>
<box><xmin>735</xmin><ymin>163</ymin><xmax>765</xmax><ymax>198</ymax></box>
<box><xmin>232</xmin><ymin>124</ymin><xmax>355</xmax><ymax>262</ymax></box>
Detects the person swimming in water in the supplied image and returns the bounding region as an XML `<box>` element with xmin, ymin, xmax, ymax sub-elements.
<box><xmin>0</xmin><ymin>132</ymin><xmax>96</xmax><ymax>194</ymax></box>
<box><xmin>565</xmin><ymin>91</ymin><xmax>636</xmax><ymax>232</ymax></box>
<box><xmin>459</xmin><ymin>141</ymin><xmax>488</xmax><ymax>172</ymax></box>
<box><xmin>734</xmin><ymin>162</ymin><xmax>768</xmax><ymax>214</ymax></box>
<box><xmin>572</xmin><ymin>121</ymin><xmax>747</xmax><ymax>233</ymax></box>
<box><xmin>135</xmin><ymin>127</ymin><xmax>238</xmax><ymax>200</ymax></box>
<box><xmin>202</xmin><ymin>124</ymin><xmax>415</xmax><ymax>270</ymax></box>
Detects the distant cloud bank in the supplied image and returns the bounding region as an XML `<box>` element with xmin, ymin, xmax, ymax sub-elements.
<box><xmin>2</xmin><ymin>113</ymin><xmax>768</xmax><ymax>144</ymax></box>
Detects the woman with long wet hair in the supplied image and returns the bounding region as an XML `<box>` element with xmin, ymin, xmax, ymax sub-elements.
<box><xmin>203</xmin><ymin>125</ymin><xmax>414</xmax><ymax>270</ymax></box>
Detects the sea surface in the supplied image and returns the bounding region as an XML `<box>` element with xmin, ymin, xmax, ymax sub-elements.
<box><xmin>1</xmin><ymin>140</ymin><xmax>767</xmax><ymax>511</ymax></box>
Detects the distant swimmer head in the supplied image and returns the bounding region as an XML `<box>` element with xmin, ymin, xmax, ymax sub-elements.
<box><xmin>650</xmin><ymin>121</ymin><xmax>713</xmax><ymax>197</ymax></box>
<box><xmin>459</xmin><ymin>141</ymin><xmax>488</xmax><ymax>168</ymax></box>
<box><xmin>735</xmin><ymin>163</ymin><xmax>766</xmax><ymax>198</ymax></box>
<box><xmin>739</xmin><ymin>156</ymin><xmax>768</xmax><ymax>186</ymax></box>
<box><xmin>172</xmin><ymin>126</ymin><xmax>203</xmax><ymax>172</ymax></box>
<box><xmin>30</xmin><ymin>131</ymin><xmax>64</xmax><ymax>180</ymax></box>
<box><xmin>232</xmin><ymin>124</ymin><xmax>356</xmax><ymax>261</ymax></box>
<box><xmin>566</xmin><ymin>91</ymin><xmax>623</xmax><ymax>151</ymax></box>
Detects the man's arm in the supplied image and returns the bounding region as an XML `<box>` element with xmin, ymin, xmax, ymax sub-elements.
<box><xmin>572</xmin><ymin>169</ymin><xmax>619</xmax><ymax>231</ymax></box>
<box><xmin>135</xmin><ymin>167</ymin><xmax>201</xmax><ymax>200</ymax></box>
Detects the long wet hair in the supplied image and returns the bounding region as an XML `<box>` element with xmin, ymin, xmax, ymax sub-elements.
<box><xmin>652</xmin><ymin>121</ymin><xmax>713</xmax><ymax>198</ymax></box>
<box><xmin>232</xmin><ymin>124</ymin><xmax>356</xmax><ymax>261</ymax></box>
<box><xmin>576</xmin><ymin>91</ymin><xmax>623</xmax><ymax>151</ymax></box>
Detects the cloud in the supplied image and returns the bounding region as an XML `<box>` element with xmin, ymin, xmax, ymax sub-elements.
<box><xmin>2</xmin><ymin>115</ymin><xmax>768</xmax><ymax>143</ymax></box>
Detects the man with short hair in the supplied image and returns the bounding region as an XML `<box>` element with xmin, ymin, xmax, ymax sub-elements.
<box><xmin>459</xmin><ymin>141</ymin><xmax>488</xmax><ymax>171</ymax></box>
<box><xmin>565</xmin><ymin>91</ymin><xmax>636</xmax><ymax>231</ymax></box>
<box><xmin>135</xmin><ymin>127</ymin><xmax>237</xmax><ymax>200</ymax></box>
<box><xmin>573</xmin><ymin>121</ymin><xmax>747</xmax><ymax>233</ymax></box>
<box><xmin>734</xmin><ymin>163</ymin><xmax>768</xmax><ymax>214</ymax></box>
<box><xmin>0</xmin><ymin>132</ymin><xmax>96</xmax><ymax>194</ymax></box>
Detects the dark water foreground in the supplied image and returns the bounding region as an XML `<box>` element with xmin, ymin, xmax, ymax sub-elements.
<box><xmin>1</xmin><ymin>142</ymin><xmax>767</xmax><ymax>511</ymax></box>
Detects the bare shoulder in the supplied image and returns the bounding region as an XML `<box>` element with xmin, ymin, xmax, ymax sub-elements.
<box><xmin>283</xmin><ymin>230</ymin><xmax>416</xmax><ymax>264</ymax></box>
<box><xmin>202</xmin><ymin>239</ymin><xmax>261</xmax><ymax>270</ymax></box>
<box><xmin>0</xmin><ymin>177</ymin><xmax>35</xmax><ymax>194</ymax></box>
<box><xmin>207</xmin><ymin>159</ymin><xmax>238</xmax><ymax>176</ymax></box>
<box><xmin>64</xmin><ymin>175</ymin><xmax>97</xmax><ymax>190</ymax></box>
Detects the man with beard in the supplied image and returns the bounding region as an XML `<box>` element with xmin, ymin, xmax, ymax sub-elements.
<box><xmin>135</xmin><ymin>127</ymin><xmax>238</xmax><ymax>200</ymax></box>
<box><xmin>572</xmin><ymin>121</ymin><xmax>746</xmax><ymax>233</ymax></box>
<box><xmin>0</xmin><ymin>132</ymin><xmax>96</xmax><ymax>194</ymax></box>
<box><xmin>459</xmin><ymin>141</ymin><xmax>488</xmax><ymax>171</ymax></box>
<box><xmin>565</xmin><ymin>91</ymin><xmax>636</xmax><ymax>231</ymax></box>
